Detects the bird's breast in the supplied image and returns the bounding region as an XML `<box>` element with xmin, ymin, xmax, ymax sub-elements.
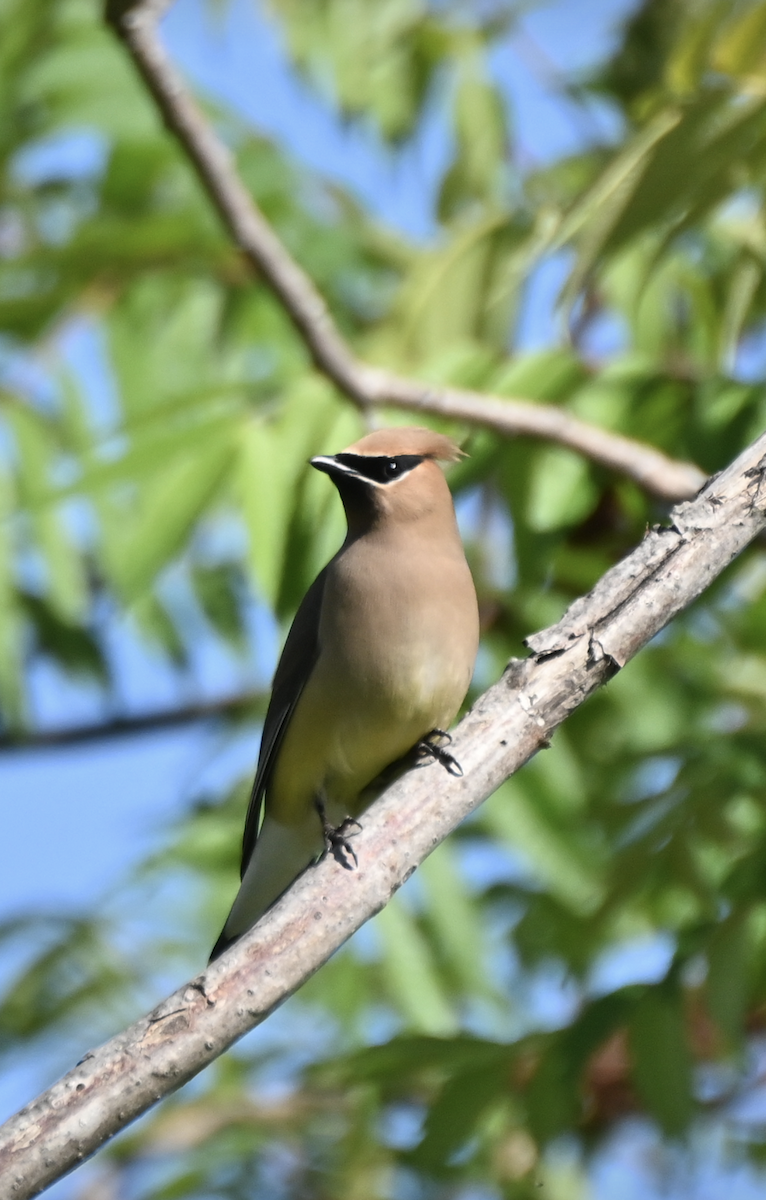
<box><xmin>320</xmin><ymin>540</ymin><xmax>477</xmax><ymax>721</ymax></box>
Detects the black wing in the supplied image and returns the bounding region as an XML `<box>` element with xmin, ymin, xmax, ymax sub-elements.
<box><xmin>239</xmin><ymin>568</ymin><xmax>327</xmax><ymax>879</ymax></box>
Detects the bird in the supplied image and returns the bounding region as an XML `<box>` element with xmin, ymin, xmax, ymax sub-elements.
<box><xmin>210</xmin><ymin>425</ymin><xmax>479</xmax><ymax>960</ymax></box>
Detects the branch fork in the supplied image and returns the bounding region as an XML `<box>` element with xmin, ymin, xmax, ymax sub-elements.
<box><xmin>105</xmin><ymin>0</ymin><xmax>707</xmax><ymax>505</ymax></box>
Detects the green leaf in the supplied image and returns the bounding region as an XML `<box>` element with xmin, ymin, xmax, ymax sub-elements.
<box><xmin>334</xmin><ymin>1034</ymin><xmax>495</xmax><ymax>1091</ymax></box>
<box><xmin>104</xmin><ymin>427</ymin><xmax>236</xmax><ymax>600</ymax></box>
<box><xmin>6</xmin><ymin>403</ymin><xmax>89</xmax><ymax>621</ymax></box>
<box><xmin>481</xmin><ymin>778</ymin><xmax>603</xmax><ymax>913</ymax></box>
<box><xmin>267</xmin><ymin>0</ymin><xmax>439</xmax><ymax>141</ymax></box>
<box><xmin>491</xmin><ymin>349</ymin><xmax>588</xmax><ymax>404</ymax></box>
<box><xmin>525</xmin><ymin>1041</ymin><xmax>579</xmax><ymax>1145</ymax></box>
<box><xmin>563</xmin><ymin>89</ymin><xmax>766</xmax><ymax>298</ymax></box>
<box><xmin>237</xmin><ymin>417</ymin><xmax>300</xmax><ymax>608</ymax></box>
<box><xmin>419</xmin><ymin>844</ymin><xmax>494</xmax><ymax>998</ymax></box>
<box><xmin>629</xmin><ymin>983</ymin><xmax>694</xmax><ymax>1136</ymax></box>
<box><xmin>396</xmin><ymin>212</ymin><xmax>513</xmax><ymax>360</ymax></box>
<box><xmin>526</xmin><ymin>447</ymin><xmax>598</xmax><ymax>533</ymax></box>
<box><xmin>21</xmin><ymin>593</ymin><xmax>106</xmax><ymax>683</ymax></box>
<box><xmin>34</xmin><ymin>511</ymin><xmax>89</xmax><ymax>624</ymax></box>
<box><xmin>527</xmin><ymin>992</ymin><xmax>634</xmax><ymax>1143</ymax></box>
<box><xmin>438</xmin><ymin>52</ymin><xmax>507</xmax><ymax>221</ymax></box>
<box><xmin>557</xmin><ymin>106</ymin><xmax>683</xmax><ymax>285</ymax></box>
<box><xmin>0</xmin><ymin>918</ymin><xmax>129</xmax><ymax>1048</ymax></box>
<box><xmin>192</xmin><ymin>563</ymin><xmax>247</xmax><ymax>651</ymax></box>
<box><xmin>719</xmin><ymin>255</ymin><xmax>762</xmax><ymax>367</ymax></box>
<box><xmin>714</xmin><ymin>3</ymin><xmax>766</xmax><ymax>78</ymax></box>
<box><xmin>413</xmin><ymin>1058</ymin><xmax>508</xmax><ymax>1171</ymax></box>
<box><xmin>130</xmin><ymin>592</ymin><xmax>188</xmax><ymax>669</ymax></box>
<box><xmin>374</xmin><ymin>900</ymin><xmax>458</xmax><ymax>1036</ymax></box>
<box><xmin>707</xmin><ymin>910</ymin><xmax>751</xmax><ymax>1046</ymax></box>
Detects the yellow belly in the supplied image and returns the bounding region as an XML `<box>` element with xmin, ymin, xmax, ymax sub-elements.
<box><xmin>267</xmin><ymin>649</ymin><xmax>463</xmax><ymax>827</ymax></box>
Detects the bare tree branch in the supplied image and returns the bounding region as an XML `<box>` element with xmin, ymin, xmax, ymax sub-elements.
<box><xmin>1</xmin><ymin>429</ymin><xmax>765</xmax><ymax>1199</ymax></box>
<box><xmin>0</xmin><ymin>691</ymin><xmax>267</xmax><ymax>753</ymax></box>
<box><xmin>102</xmin><ymin>0</ymin><xmax>707</xmax><ymax>504</ymax></box>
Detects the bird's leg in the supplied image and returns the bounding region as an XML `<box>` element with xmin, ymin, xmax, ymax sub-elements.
<box><xmin>415</xmin><ymin>728</ymin><xmax>463</xmax><ymax>777</ymax></box>
<box><xmin>314</xmin><ymin>793</ymin><xmax>361</xmax><ymax>870</ymax></box>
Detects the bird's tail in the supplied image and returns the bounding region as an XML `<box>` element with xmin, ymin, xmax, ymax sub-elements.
<box><xmin>209</xmin><ymin>814</ymin><xmax>324</xmax><ymax>962</ymax></box>
<box><xmin>209</xmin><ymin>928</ymin><xmax>236</xmax><ymax>963</ymax></box>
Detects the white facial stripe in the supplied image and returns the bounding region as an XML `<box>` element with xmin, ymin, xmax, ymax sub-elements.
<box><xmin>334</xmin><ymin>453</ymin><xmax>424</xmax><ymax>485</ymax></box>
<box><xmin>310</xmin><ymin>455</ymin><xmax>358</xmax><ymax>477</ymax></box>
<box><xmin>311</xmin><ymin>453</ymin><xmax>425</xmax><ymax>487</ymax></box>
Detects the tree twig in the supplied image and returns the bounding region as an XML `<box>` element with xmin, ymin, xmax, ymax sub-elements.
<box><xmin>103</xmin><ymin>0</ymin><xmax>707</xmax><ymax>504</ymax></box>
<box><xmin>0</xmin><ymin>691</ymin><xmax>267</xmax><ymax>753</ymax></box>
<box><xmin>2</xmin><ymin>427</ymin><xmax>765</xmax><ymax>1199</ymax></box>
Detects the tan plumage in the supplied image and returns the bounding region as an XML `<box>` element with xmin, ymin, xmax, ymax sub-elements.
<box><xmin>210</xmin><ymin>426</ymin><xmax>479</xmax><ymax>960</ymax></box>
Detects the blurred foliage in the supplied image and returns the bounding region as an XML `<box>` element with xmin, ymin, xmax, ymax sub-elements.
<box><xmin>7</xmin><ymin>0</ymin><xmax>766</xmax><ymax>1197</ymax></box>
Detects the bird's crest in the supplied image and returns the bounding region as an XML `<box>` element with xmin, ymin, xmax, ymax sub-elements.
<box><xmin>343</xmin><ymin>426</ymin><xmax>464</xmax><ymax>463</ymax></box>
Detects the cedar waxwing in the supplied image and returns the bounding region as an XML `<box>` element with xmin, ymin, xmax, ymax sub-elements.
<box><xmin>210</xmin><ymin>426</ymin><xmax>479</xmax><ymax>960</ymax></box>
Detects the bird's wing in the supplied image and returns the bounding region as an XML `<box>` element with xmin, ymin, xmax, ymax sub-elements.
<box><xmin>239</xmin><ymin>567</ymin><xmax>327</xmax><ymax>879</ymax></box>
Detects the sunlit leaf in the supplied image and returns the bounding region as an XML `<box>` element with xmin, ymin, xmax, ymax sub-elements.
<box><xmin>104</xmin><ymin>427</ymin><xmax>236</xmax><ymax>600</ymax></box>
<box><xmin>375</xmin><ymin>900</ymin><xmax>458</xmax><ymax>1036</ymax></box>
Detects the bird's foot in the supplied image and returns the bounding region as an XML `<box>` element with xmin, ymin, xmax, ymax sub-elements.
<box><xmin>415</xmin><ymin>728</ymin><xmax>463</xmax><ymax>777</ymax></box>
<box><xmin>323</xmin><ymin>817</ymin><xmax>361</xmax><ymax>868</ymax></box>
<box><xmin>315</xmin><ymin>796</ymin><xmax>361</xmax><ymax>869</ymax></box>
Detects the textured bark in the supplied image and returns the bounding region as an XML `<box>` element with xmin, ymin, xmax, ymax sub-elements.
<box><xmin>1</xmin><ymin>429</ymin><xmax>765</xmax><ymax>1199</ymax></box>
<box><xmin>101</xmin><ymin>0</ymin><xmax>707</xmax><ymax>504</ymax></box>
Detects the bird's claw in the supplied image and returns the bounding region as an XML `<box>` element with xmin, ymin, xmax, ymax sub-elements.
<box><xmin>416</xmin><ymin>729</ymin><xmax>463</xmax><ymax>777</ymax></box>
<box><xmin>314</xmin><ymin>794</ymin><xmax>361</xmax><ymax>869</ymax></box>
<box><xmin>322</xmin><ymin>816</ymin><xmax>361</xmax><ymax>869</ymax></box>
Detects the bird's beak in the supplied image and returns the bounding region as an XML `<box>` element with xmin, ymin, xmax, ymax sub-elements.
<box><xmin>310</xmin><ymin>455</ymin><xmax>359</xmax><ymax>480</ymax></box>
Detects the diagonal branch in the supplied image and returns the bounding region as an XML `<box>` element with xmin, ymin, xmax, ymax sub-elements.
<box><xmin>1</xmin><ymin>427</ymin><xmax>765</xmax><ymax>1199</ymax></box>
<box><xmin>103</xmin><ymin>0</ymin><xmax>706</xmax><ymax>504</ymax></box>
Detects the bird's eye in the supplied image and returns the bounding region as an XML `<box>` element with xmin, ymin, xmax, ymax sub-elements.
<box><xmin>385</xmin><ymin>459</ymin><xmax>400</xmax><ymax>478</ymax></box>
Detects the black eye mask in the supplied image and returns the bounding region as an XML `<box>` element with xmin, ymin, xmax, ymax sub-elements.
<box><xmin>333</xmin><ymin>454</ymin><xmax>424</xmax><ymax>484</ymax></box>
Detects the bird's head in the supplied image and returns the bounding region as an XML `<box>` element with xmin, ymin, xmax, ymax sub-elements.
<box><xmin>311</xmin><ymin>426</ymin><xmax>463</xmax><ymax>533</ymax></box>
